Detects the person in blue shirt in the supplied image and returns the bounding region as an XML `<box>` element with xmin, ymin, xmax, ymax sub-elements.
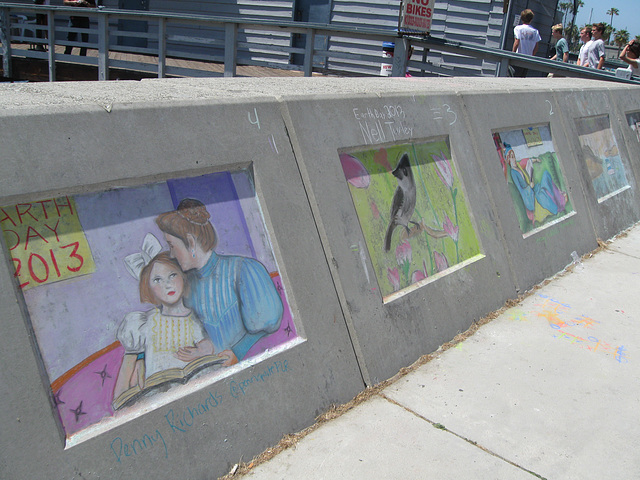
<box><xmin>550</xmin><ymin>24</ymin><xmax>569</xmax><ymax>62</ymax></box>
<box><xmin>156</xmin><ymin>198</ymin><xmax>283</xmax><ymax>366</ymax></box>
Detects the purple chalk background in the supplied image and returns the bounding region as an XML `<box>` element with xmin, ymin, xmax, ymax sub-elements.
<box><xmin>18</xmin><ymin>170</ymin><xmax>296</xmax><ymax>437</ymax></box>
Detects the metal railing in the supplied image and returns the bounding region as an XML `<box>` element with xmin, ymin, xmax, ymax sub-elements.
<box><xmin>1</xmin><ymin>2</ymin><xmax>639</xmax><ymax>85</ymax></box>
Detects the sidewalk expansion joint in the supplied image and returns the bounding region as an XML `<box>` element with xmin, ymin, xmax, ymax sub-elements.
<box><xmin>612</xmin><ymin>250</ymin><xmax>640</xmax><ymax>261</ymax></box>
<box><xmin>377</xmin><ymin>392</ymin><xmax>548</xmax><ymax>480</ymax></box>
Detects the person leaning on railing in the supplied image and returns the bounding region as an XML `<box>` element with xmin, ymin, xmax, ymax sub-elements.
<box><xmin>63</xmin><ymin>0</ymin><xmax>96</xmax><ymax>56</ymax></box>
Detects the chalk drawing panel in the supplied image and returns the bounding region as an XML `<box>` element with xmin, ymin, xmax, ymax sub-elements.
<box><xmin>574</xmin><ymin>115</ymin><xmax>629</xmax><ymax>201</ymax></box>
<box><xmin>0</xmin><ymin>169</ymin><xmax>297</xmax><ymax>444</ymax></box>
<box><xmin>493</xmin><ymin>125</ymin><xmax>574</xmax><ymax>236</ymax></box>
<box><xmin>339</xmin><ymin>139</ymin><xmax>481</xmax><ymax>301</ymax></box>
<box><xmin>625</xmin><ymin>111</ymin><xmax>640</xmax><ymax>144</ymax></box>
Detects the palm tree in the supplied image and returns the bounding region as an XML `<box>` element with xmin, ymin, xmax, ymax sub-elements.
<box><xmin>636</xmin><ymin>35</ymin><xmax>640</xmax><ymax>43</ymax></box>
<box><xmin>614</xmin><ymin>29</ymin><xmax>630</xmax><ymax>55</ymax></box>
<box><xmin>601</xmin><ymin>22</ymin><xmax>614</xmax><ymax>43</ymax></box>
<box><xmin>606</xmin><ymin>8</ymin><xmax>619</xmax><ymax>32</ymax></box>
<box><xmin>566</xmin><ymin>24</ymin><xmax>581</xmax><ymax>52</ymax></box>
<box><xmin>559</xmin><ymin>2</ymin><xmax>572</xmax><ymax>28</ymax></box>
<box><xmin>572</xmin><ymin>1</ymin><xmax>585</xmax><ymax>22</ymax></box>
<box><xmin>566</xmin><ymin>1</ymin><xmax>584</xmax><ymax>50</ymax></box>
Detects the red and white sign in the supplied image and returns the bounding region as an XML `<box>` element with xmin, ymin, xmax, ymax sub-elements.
<box><xmin>401</xmin><ymin>0</ymin><xmax>435</xmax><ymax>34</ymax></box>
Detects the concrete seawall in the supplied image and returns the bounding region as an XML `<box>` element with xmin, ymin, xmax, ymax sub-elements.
<box><xmin>1</xmin><ymin>77</ymin><xmax>639</xmax><ymax>479</ymax></box>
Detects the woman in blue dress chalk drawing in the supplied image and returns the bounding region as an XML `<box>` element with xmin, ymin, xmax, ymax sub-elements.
<box><xmin>505</xmin><ymin>143</ymin><xmax>568</xmax><ymax>226</ymax></box>
<box><xmin>156</xmin><ymin>198</ymin><xmax>283</xmax><ymax>366</ymax></box>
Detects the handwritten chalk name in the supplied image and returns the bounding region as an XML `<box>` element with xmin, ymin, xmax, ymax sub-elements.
<box><xmin>229</xmin><ymin>360</ymin><xmax>289</xmax><ymax>398</ymax></box>
<box><xmin>109</xmin><ymin>359</ymin><xmax>291</xmax><ymax>463</ymax></box>
<box><xmin>353</xmin><ymin>106</ymin><xmax>412</xmax><ymax>145</ymax></box>
<box><xmin>358</xmin><ymin>119</ymin><xmax>413</xmax><ymax>145</ymax></box>
<box><xmin>111</xmin><ymin>429</ymin><xmax>168</xmax><ymax>463</ymax></box>
<box><xmin>165</xmin><ymin>391</ymin><xmax>223</xmax><ymax>434</ymax></box>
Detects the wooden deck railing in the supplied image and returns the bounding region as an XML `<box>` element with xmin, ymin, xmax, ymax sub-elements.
<box><xmin>1</xmin><ymin>2</ymin><xmax>639</xmax><ymax>84</ymax></box>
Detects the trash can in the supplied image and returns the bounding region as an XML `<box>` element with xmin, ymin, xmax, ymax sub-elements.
<box><xmin>380</xmin><ymin>41</ymin><xmax>395</xmax><ymax>76</ymax></box>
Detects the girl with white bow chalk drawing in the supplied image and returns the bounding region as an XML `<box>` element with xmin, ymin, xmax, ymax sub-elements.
<box><xmin>113</xmin><ymin>234</ymin><xmax>220</xmax><ymax>407</ymax></box>
<box><xmin>155</xmin><ymin>199</ymin><xmax>283</xmax><ymax>366</ymax></box>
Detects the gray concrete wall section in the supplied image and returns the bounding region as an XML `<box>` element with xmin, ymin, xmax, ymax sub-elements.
<box><xmin>461</xmin><ymin>87</ymin><xmax>600</xmax><ymax>291</ymax></box>
<box><xmin>554</xmin><ymin>86</ymin><xmax>640</xmax><ymax>241</ymax></box>
<box><xmin>610</xmin><ymin>88</ymin><xmax>640</xmax><ymax>177</ymax></box>
<box><xmin>0</xmin><ymin>88</ymin><xmax>365</xmax><ymax>479</ymax></box>
<box><xmin>1</xmin><ymin>77</ymin><xmax>639</xmax><ymax>479</ymax></box>
<box><xmin>280</xmin><ymin>90</ymin><xmax>517</xmax><ymax>385</ymax></box>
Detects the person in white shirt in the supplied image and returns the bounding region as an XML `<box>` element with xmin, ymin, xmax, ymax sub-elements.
<box><xmin>620</xmin><ymin>39</ymin><xmax>640</xmax><ymax>76</ymax></box>
<box><xmin>577</xmin><ymin>27</ymin><xmax>593</xmax><ymax>66</ymax></box>
<box><xmin>513</xmin><ymin>9</ymin><xmax>541</xmax><ymax>56</ymax></box>
<box><xmin>512</xmin><ymin>9</ymin><xmax>541</xmax><ymax>77</ymax></box>
<box><xmin>586</xmin><ymin>23</ymin><xmax>606</xmax><ymax>69</ymax></box>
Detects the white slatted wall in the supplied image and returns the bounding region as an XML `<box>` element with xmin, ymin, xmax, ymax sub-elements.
<box><xmin>327</xmin><ymin>0</ymin><xmax>504</xmax><ymax>76</ymax></box>
<box><xmin>151</xmin><ymin>0</ymin><xmax>295</xmax><ymax>65</ymax></box>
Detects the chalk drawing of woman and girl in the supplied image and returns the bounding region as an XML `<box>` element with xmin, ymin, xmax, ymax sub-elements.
<box><xmin>113</xmin><ymin>198</ymin><xmax>284</xmax><ymax>408</ymax></box>
<box><xmin>502</xmin><ymin>143</ymin><xmax>569</xmax><ymax>229</ymax></box>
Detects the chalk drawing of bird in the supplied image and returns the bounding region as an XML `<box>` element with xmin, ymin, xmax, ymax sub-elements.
<box><xmin>384</xmin><ymin>153</ymin><xmax>417</xmax><ymax>252</ymax></box>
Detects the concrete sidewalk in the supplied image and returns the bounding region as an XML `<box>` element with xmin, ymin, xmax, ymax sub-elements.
<box><xmin>234</xmin><ymin>223</ymin><xmax>640</xmax><ymax>480</ymax></box>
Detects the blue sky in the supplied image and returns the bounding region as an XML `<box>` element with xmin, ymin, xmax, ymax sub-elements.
<box><xmin>573</xmin><ymin>1</ymin><xmax>639</xmax><ymax>39</ymax></box>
